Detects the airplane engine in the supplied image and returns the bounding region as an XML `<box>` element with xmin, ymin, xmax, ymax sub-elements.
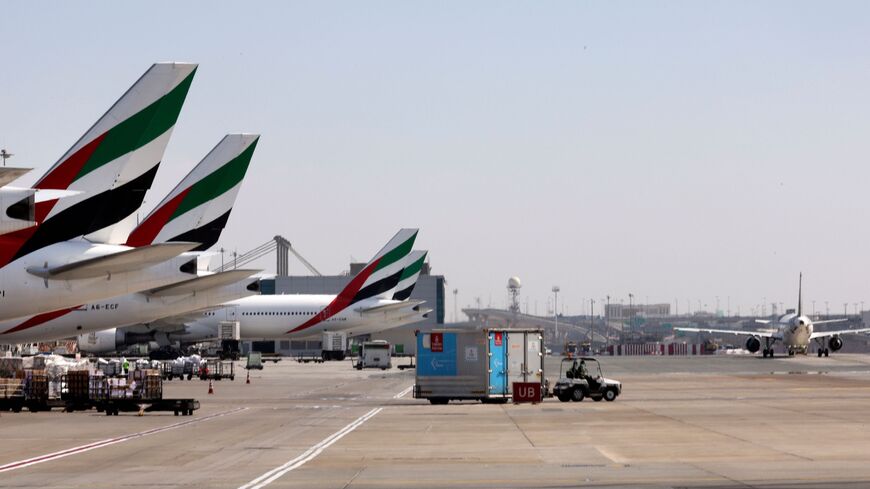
<box><xmin>745</xmin><ymin>336</ymin><xmax>761</xmax><ymax>353</ymax></box>
<box><xmin>828</xmin><ymin>336</ymin><xmax>843</xmax><ymax>352</ymax></box>
<box><xmin>77</xmin><ymin>328</ymin><xmax>123</xmax><ymax>353</ymax></box>
<box><xmin>0</xmin><ymin>188</ymin><xmax>36</xmax><ymax>234</ymax></box>
<box><xmin>77</xmin><ymin>329</ymin><xmax>158</xmax><ymax>353</ymax></box>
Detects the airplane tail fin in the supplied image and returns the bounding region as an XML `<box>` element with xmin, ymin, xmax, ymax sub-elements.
<box><xmin>392</xmin><ymin>251</ymin><xmax>428</xmax><ymax>301</ymax></box>
<box><xmin>798</xmin><ymin>272</ymin><xmax>803</xmax><ymax>317</ymax></box>
<box><xmin>286</xmin><ymin>229</ymin><xmax>418</xmax><ymax>334</ymax></box>
<box><xmin>125</xmin><ymin>134</ymin><xmax>260</xmax><ymax>250</ymax></box>
<box><xmin>339</xmin><ymin>228</ymin><xmax>418</xmax><ymax>303</ymax></box>
<box><xmin>7</xmin><ymin>63</ymin><xmax>197</xmax><ymax>261</ymax></box>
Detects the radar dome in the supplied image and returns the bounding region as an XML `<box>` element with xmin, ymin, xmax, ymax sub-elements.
<box><xmin>508</xmin><ymin>276</ymin><xmax>522</xmax><ymax>289</ymax></box>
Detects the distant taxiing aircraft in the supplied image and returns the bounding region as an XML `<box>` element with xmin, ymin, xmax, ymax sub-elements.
<box><xmin>676</xmin><ymin>274</ymin><xmax>870</xmax><ymax>357</ymax></box>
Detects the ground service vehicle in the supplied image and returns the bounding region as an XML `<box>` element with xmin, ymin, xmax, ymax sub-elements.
<box><xmin>355</xmin><ymin>340</ymin><xmax>391</xmax><ymax>370</ymax></box>
<box><xmin>552</xmin><ymin>357</ymin><xmax>621</xmax><ymax>402</ymax></box>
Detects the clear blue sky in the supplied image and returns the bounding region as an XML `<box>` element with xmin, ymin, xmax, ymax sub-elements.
<box><xmin>4</xmin><ymin>1</ymin><xmax>870</xmax><ymax>317</ymax></box>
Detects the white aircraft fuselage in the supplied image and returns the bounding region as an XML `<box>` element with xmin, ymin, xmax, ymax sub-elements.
<box><xmin>775</xmin><ymin>313</ymin><xmax>813</xmax><ymax>353</ymax></box>
<box><xmin>0</xmin><ymin>240</ymin><xmax>199</xmax><ymax>322</ymax></box>
<box><xmin>188</xmin><ymin>294</ymin><xmax>426</xmax><ymax>340</ymax></box>
<box><xmin>0</xmin><ymin>274</ymin><xmax>257</xmax><ymax>343</ymax></box>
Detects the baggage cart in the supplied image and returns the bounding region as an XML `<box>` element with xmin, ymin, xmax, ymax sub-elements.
<box><xmin>199</xmin><ymin>359</ymin><xmax>235</xmax><ymax>381</ymax></box>
<box><xmin>90</xmin><ymin>372</ymin><xmax>199</xmax><ymax>416</ymax></box>
<box><xmin>60</xmin><ymin>370</ymin><xmax>92</xmax><ymax>411</ymax></box>
<box><xmin>0</xmin><ymin>378</ymin><xmax>25</xmax><ymax>412</ymax></box>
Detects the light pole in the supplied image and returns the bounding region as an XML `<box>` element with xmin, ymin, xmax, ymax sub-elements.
<box><xmin>552</xmin><ymin>286</ymin><xmax>560</xmax><ymax>342</ymax></box>
<box><xmin>590</xmin><ymin>299</ymin><xmax>595</xmax><ymax>349</ymax></box>
<box><xmin>825</xmin><ymin>301</ymin><xmax>829</xmax><ymax>317</ymax></box>
<box><xmin>453</xmin><ymin>288</ymin><xmax>458</xmax><ymax>323</ymax></box>
<box><xmin>812</xmin><ymin>300</ymin><xmax>816</xmax><ymax>318</ymax></box>
<box><xmin>628</xmin><ymin>293</ymin><xmax>634</xmax><ymax>332</ymax></box>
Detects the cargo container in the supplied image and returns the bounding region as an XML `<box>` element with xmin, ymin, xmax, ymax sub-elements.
<box><xmin>322</xmin><ymin>331</ymin><xmax>347</xmax><ymax>361</ymax></box>
<box><xmin>413</xmin><ymin>328</ymin><xmax>544</xmax><ymax>404</ymax></box>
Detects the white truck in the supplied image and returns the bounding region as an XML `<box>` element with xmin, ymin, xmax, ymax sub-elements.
<box><xmin>355</xmin><ymin>340</ymin><xmax>391</xmax><ymax>370</ymax></box>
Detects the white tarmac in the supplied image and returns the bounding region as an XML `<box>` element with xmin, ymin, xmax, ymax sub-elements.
<box><xmin>2</xmin><ymin>354</ymin><xmax>870</xmax><ymax>488</ymax></box>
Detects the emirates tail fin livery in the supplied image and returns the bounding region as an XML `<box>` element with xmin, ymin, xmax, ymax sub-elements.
<box><xmin>287</xmin><ymin>228</ymin><xmax>418</xmax><ymax>334</ymax></box>
<box><xmin>392</xmin><ymin>250</ymin><xmax>427</xmax><ymax>301</ymax></box>
<box><xmin>175</xmin><ymin>230</ymin><xmax>423</xmax><ymax>342</ymax></box>
<box><xmin>126</xmin><ymin>134</ymin><xmax>260</xmax><ymax>250</ymax></box>
<box><xmin>0</xmin><ymin>62</ymin><xmax>197</xmax><ymax>266</ymax></box>
<box><xmin>0</xmin><ymin>129</ymin><xmax>262</xmax><ymax>336</ymax></box>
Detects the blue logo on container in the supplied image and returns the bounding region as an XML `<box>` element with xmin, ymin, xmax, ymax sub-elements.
<box><xmin>417</xmin><ymin>333</ymin><xmax>457</xmax><ymax>376</ymax></box>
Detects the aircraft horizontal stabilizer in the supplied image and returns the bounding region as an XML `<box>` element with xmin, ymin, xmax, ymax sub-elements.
<box><xmin>0</xmin><ymin>168</ymin><xmax>32</xmax><ymax>187</ymax></box>
<box><xmin>812</xmin><ymin>319</ymin><xmax>849</xmax><ymax>326</ymax></box>
<box><xmin>809</xmin><ymin>328</ymin><xmax>870</xmax><ymax>339</ymax></box>
<box><xmin>674</xmin><ymin>326</ymin><xmax>778</xmax><ymax>338</ymax></box>
<box><xmin>146</xmin><ymin>269</ymin><xmax>260</xmax><ymax>297</ymax></box>
<box><xmin>26</xmin><ymin>242</ymin><xmax>199</xmax><ymax>280</ymax></box>
<box><xmin>356</xmin><ymin>300</ymin><xmax>425</xmax><ymax>315</ymax></box>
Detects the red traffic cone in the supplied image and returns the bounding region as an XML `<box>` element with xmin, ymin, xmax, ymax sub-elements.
<box><xmin>246</xmin><ymin>370</ymin><xmax>251</xmax><ymax>384</ymax></box>
<box><xmin>208</xmin><ymin>379</ymin><xmax>214</xmax><ymax>395</ymax></box>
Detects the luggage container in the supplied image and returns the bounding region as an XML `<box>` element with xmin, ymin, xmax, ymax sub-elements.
<box><xmin>413</xmin><ymin>328</ymin><xmax>544</xmax><ymax>404</ymax></box>
<box><xmin>246</xmin><ymin>351</ymin><xmax>264</xmax><ymax>370</ymax></box>
<box><xmin>219</xmin><ymin>321</ymin><xmax>241</xmax><ymax>360</ymax></box>
<box><xmin>321</xmin><ymin>332</ymin><xmax>347</xmax><ymax>361</ymax></box>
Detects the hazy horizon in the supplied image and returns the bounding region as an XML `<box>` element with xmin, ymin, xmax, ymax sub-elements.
<box><xmin>4</xmin><ymin>1</ymin><xmax>870</xmax><ymax>318</ymax></box>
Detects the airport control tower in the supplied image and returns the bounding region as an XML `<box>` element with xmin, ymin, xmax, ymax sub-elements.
<box><xmin>508</xmin><ymin>276</ymin><xmax>522</xmax><ymax>316</ymax></box>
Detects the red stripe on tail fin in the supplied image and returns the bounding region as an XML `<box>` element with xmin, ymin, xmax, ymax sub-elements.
<box><xmin>286</xmin><ymin>257</ymin><xmax>381</xmax><ymax>334</ymax></box>
<box><xmin>125</xmin><ymin>187</ymin><xmax>191</xmax><ymax>247</ymax></box>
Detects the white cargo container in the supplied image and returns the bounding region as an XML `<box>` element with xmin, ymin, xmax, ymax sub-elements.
<box><xmin>321</xmin><ymin>332</ymin><xmax>347</xmax><ymax>361</ymax></box>
<box><xmin>219</xmin><ymin>321</ymin><xmax>240</xmax><ymax>340</ymax></box>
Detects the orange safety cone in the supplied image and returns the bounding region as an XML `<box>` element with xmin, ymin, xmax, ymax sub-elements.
<box><xmin>208</xmin><ymin>379</ymin><xmax>214</xmax><ymax>395</ymax></box>
<box><xmin>246</xmin><ymin>370</ymin><xmax>250</xmax><ymax>384</ymax></box>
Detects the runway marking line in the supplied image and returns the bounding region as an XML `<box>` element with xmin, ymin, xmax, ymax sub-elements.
<box><xmin>0</xmin><ymin>407</ymin><xmax>248</xmax><ymax>474</ymax></box>
<box><xmin>239</xmin><ymin>384</ymin><xmax>410</xmax><ymax>489</ymax></box>
<box><xmin>239</xmin><ymin>407</ymin><xmax>383</xmax><ymax>489</ymax></box>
